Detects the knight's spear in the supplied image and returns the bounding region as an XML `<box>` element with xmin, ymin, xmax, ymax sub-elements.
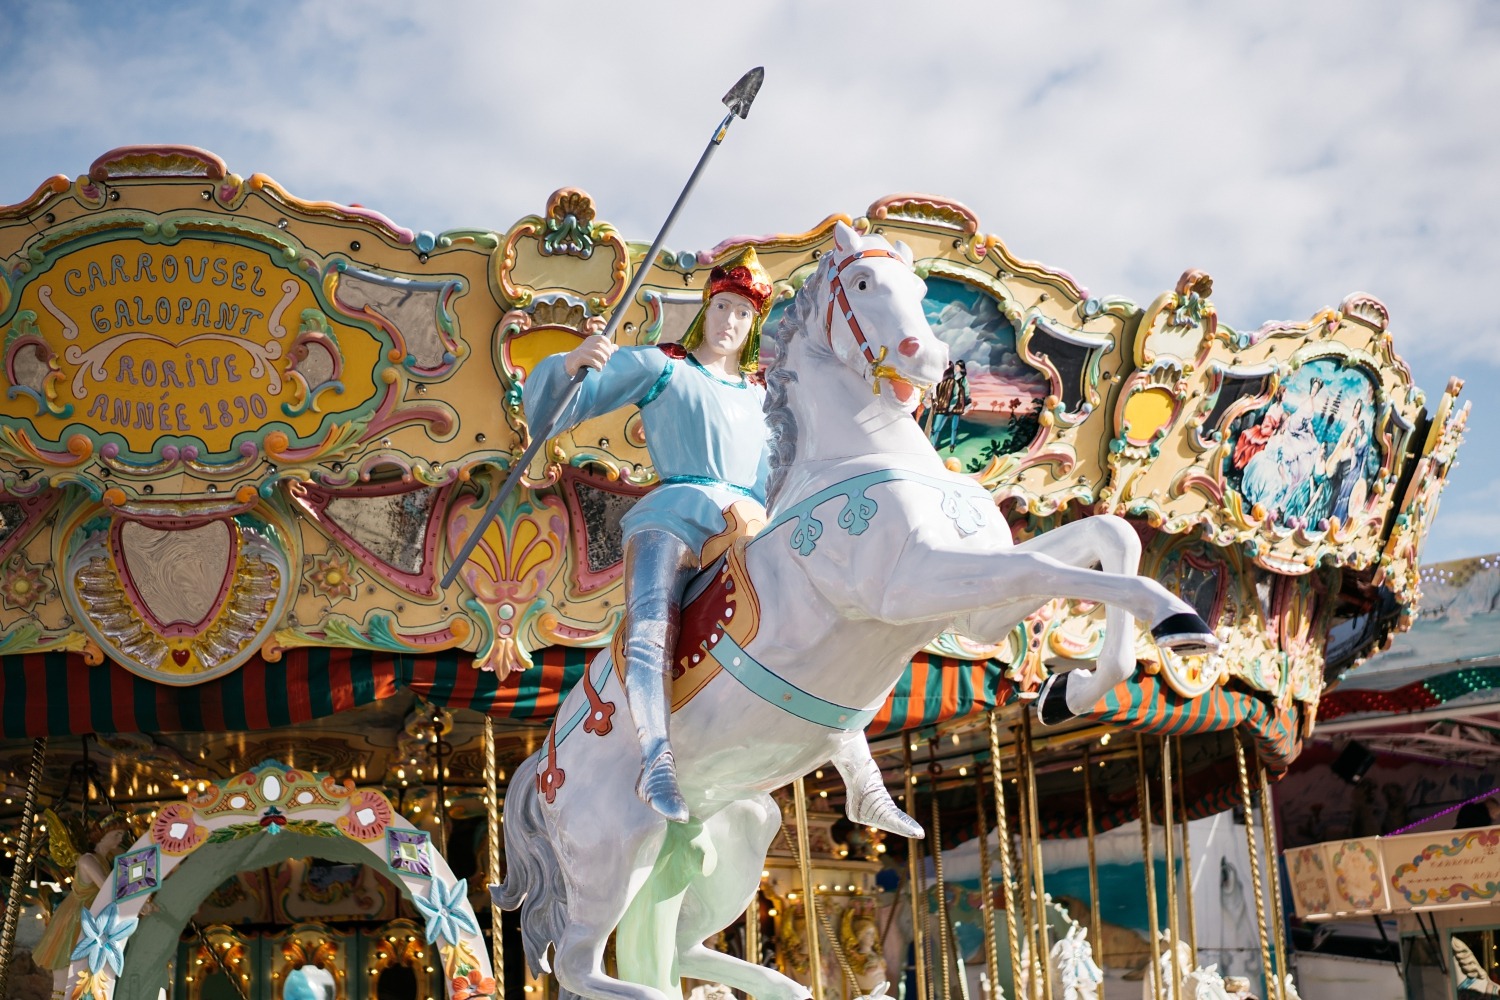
<box><xmin>441</xmin><ymin>67</ymin><xmax>766</xmax><ymax>589</ymax></box>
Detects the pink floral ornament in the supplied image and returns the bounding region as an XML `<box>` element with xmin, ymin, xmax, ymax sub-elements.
<box><xmin>0</xmin><ymin>554</ymin><xmax>53</xmax><ymax>611</ymax></box>
<box><xmin>307</xmin><ymin>548</ymin><xmax>361</xmax><ymax>603</ymax></box>
<box><xmin>337</xmin><ymin>789</ymin><xmax>393</xmax><ymax>841</ymax></box>
<box><xmin>150</xmin><ymin>802</ymin><xmax>207</xmax><ymax>855</ymax></box>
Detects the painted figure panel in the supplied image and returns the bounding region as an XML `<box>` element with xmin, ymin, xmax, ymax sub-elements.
<box><xmin>916</xmin><ymin>278</ymin><xmax>1048</xmax><ymax>471</ymax></box>
<box><xmin>1223</xmin><ymin>358</ymin><xmax>1380</xmax><ymax>528</ymax></box>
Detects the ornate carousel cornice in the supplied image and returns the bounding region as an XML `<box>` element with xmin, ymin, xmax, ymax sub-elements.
<box><xmin>0</xmin><ymin>146</ymin><xmax>1462</xmax><ymax>746</ymax></box>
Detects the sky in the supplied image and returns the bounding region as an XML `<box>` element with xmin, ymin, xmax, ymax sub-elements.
<box><xmin>1</xmin><ymin>0</ymin><xmax>1496</xmax><ymax>562</ymax></box>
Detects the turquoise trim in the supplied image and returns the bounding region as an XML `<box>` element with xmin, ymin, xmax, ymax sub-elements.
<box><xmin>636</xmin><ymin>360</ymin><xmax>675</xmax><ymax>407</ymax></box>
<box><xmin>686</xmin><ymin>354</ymin><xmax>749</xmax><ymax>388</ymax></box>
<box><xmin>714</xmin><ymin>630</ymin><xmax>876</xmax><ymax>731</ymax></box>
<box><xmin>659</xmin><ymin>475</ymin><xmax>760</xmax><ymax>498</ymax></box>
<box><xmin>761</xmin><ymin>469</ymin><xmax>992</xmax><ymax>556</ymax></box>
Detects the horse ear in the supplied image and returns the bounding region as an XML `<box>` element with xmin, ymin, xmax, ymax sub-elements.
<box><xmin>833</xmin><ymin>220</ymin><xmax>859</xmax><ymax>254</ymax></box>
<box><xmin>893</xmin><ymin>240</ymin><xmax>914</xmax><ymax>267</ymax></box>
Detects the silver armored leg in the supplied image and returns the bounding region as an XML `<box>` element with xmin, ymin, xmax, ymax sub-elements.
<box><xmin>621</xmin><ymin>528</ymin><xmax>697</xmax><ymax>823</ymax></box>
<box><xmin>831</xmin><ymin>731</ymin><xmax>925</xmax><ymax>838</ymax></box>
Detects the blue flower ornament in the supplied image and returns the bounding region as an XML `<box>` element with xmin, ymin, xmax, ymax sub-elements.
<box><xmin>413</xmin><ymin>877</ymin><xmax>480</xmax><ymax>946</ymax></box>
<box><xmin>70</xmin><ymin>902</ymin><xmax>139</xmax><ymax>976</ymax></box>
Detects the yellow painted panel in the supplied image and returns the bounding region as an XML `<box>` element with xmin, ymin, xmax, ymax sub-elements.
<box><xmin>7</xmin><ymin>238</ymin><xmax>384</xmax><ymax>456</ymax></box>
<box><xmin>1122</xmin><ymin>386</ymin><xmax>1175</xmax><ymax>444</ymax></box>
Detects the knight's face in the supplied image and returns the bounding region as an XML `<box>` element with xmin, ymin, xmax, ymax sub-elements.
<box><xmin>700</xmin><ymin>292</ymin><xmax>756</xmax><ymax>361</ymax></box>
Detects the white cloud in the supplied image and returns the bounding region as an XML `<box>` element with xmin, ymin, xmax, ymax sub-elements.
<box><xmin>2</xmin><ymin>0</ymin><xmax>1496</xmax><ymax>556</ymax></box>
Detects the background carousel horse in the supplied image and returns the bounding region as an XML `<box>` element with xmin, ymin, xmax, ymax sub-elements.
<box><xmin>1019</xmin><ymin>918</ymin><xmax>1105</xmax><ymax>1000</ymax></box>
<box><xmin>495</xmin><ymin>221</ymin><xmax>1217</xmax><ymax>1000</ymax></box>
<box><xmin>1180</xmin><ymin>964</ymin><xmax>1232</xmax><ymax>1000</ymax></box>
<box><xmin>1139</xmin><ymin>933</ymin><xmax>1194</xmax><ymax>1000</ymax></box>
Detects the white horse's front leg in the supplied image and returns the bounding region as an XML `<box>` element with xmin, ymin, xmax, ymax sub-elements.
<box><xmin>874</xmin><ymin>529</ymin><xmax>1212</xmax><ymax>716</ymax></box>
<box><xmin>1012</xmin><ymin>515</ymin><xmax>1149</xmax><ymax>717</ymax></box>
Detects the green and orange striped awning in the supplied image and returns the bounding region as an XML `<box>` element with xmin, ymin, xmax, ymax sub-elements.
<box><xmin>0</xmin><ymin>646</ymin><xmax>1003</xmax><ymax>741</ymax></box>
<box><xmin>0</xmin><ymin>647</ymin><xmax>1300</xmax><ymax>775</ymax></box>
<box><xmin>0</xmin><ymin>646</ymin><xmax>589</xmax><ymax>738</ymax></box>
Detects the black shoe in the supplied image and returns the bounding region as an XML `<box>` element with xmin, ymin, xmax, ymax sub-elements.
<box><xmin>1034</xmin><ymin>672</ymin><xmax>1074</xmax><ymax>727</ymax></box>
<box><xmin>1151</xmin><ymin>612</ymin><xmax>1219</xmax><ymax>657</ymax></box>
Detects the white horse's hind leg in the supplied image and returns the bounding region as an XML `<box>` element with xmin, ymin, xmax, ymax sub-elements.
<box><xmin>548</xmin><ymin>777</ymin><xmax>674</xmax><ymax>1000</ymax></box>
<box><xmin>675</xmin><ymin>796</ymin><xmax>814</xmax><ymax>1000</ymax></box>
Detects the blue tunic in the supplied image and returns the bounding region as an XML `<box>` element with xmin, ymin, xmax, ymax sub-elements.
<box><xmin>525</xmin><ymin>345</ymin><xmax>770</xmax><ymax>558</ymax></box>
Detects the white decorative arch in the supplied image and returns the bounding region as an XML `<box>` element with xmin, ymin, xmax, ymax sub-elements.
<box><xmin>63</xmin><ymin>759</ymin><xmax>493</xmax><ymax>1000</ymax></box>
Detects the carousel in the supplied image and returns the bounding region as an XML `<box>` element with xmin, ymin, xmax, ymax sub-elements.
<box><xmin>0</xmin><ymin>137</ymin><xmax>1466</xmax><ymax>1000</ymax></box>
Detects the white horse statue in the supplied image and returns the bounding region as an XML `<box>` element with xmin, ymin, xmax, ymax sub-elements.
<box><xmin>1180</xmin><ymin>964</ymin><xmax>1232</xmax><ymax>1000</ymax></box>
<box><xmin>1020</xmin><ymin>920</ymin><xmax>1104</xmax><ymax>1000</ymax></box>
<box><xmin>494</xmin><ymin>221</ymin><xmax>1217</xmax><ymax>1000</ymax></box>
<box><xmin>1141</xmin><ymin>934</ymin><xmax>1194</xmax><ymax>1000</ymax></box>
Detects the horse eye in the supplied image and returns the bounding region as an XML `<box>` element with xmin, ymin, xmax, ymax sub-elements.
<box><xmin>857</xmin><ymin>280</ymin><xmax>868</xmax><ymax>291</ymax></box>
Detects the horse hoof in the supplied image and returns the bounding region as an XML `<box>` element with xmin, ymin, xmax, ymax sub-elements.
<box><xmin>1034</xmin><ymin>672</ymin><xmax>1074</xmax><ymax>727</ymax></box>
<box><xmin>1151</xmin><ymin>611</ymin><xmax>1220</xmax><ymax>657</ymax></box>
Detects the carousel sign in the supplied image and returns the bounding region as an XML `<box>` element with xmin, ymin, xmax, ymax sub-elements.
<box><xmin>3</xmin><ymin>231</ymin><xmax>386</xmax><ymax>470</ymax></box>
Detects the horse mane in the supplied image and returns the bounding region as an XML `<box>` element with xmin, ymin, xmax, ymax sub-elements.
<box><xmin>763</xmin><ymin>255</ymin><xmax>831</xmax><ymax>507</ymax></box>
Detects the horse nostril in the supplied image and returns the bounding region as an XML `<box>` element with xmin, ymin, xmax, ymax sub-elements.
<box><xmin>897</xmin><ymin>337</ymin><xmax>922</xmax><ymax>357</ymax></box>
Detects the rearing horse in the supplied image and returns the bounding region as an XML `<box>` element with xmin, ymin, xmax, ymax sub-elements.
<box><xmin>495</xmin><ymin>222</ymin><xmax>1215</xmax><ymax>1000</ymax></box>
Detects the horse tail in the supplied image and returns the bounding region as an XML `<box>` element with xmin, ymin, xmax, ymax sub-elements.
<box><xmin>493</xmin><ymin>750</ymin><xmax>569</xmax><ymax>976</ymax></box>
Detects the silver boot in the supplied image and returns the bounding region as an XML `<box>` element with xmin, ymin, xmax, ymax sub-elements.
<box><xmin>831</xmin><ymin>732</ymin><xmax>924</xmax><ymax>839</ymax></box>
<box><xmin>621</xmin><ymin>529</ymin><xmax>697</xmax><ymax>823</ymax></box>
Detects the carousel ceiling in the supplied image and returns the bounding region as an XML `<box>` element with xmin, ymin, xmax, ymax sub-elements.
<box><xmin>0</xmin><ymin>145</ymin><xmax>1471</xmax><ymax>814</ymax></box>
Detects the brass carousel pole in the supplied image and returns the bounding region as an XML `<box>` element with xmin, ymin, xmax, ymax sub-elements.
<box><xmin>1260</xmin><ymin>767</ymin><xmax>1290</xmax><ymax>1000</ymax></box>
<box><xmin>987</xmin><ymin>711</ymin><xmax>1025</xmax><ymax>999</ymax></box>
<box><xmin>745</xmin><ymin>889</ymin><xmax>761</xmax><ymax>974</ymax></box>
<box><xmin>1012</xmin><ymin>726</ymin><xmax>1039</xmax><ymax>1000</ymax></box>
<box><xmin>1234</xmin><ymin>735</ymin><xmax>1274</xmax><ymax>1000</ymax></box>
<box><xmin>0</xmin><ymin>738</ymin><xmax>47</xmax><ymax>999</ymax></box>
<box><xmin>974</xmin><ymin>768</ymin><xmax>1002</xmax><ymax>1000</ymax></box>
<box><xmin>792</xmin><ymin>776</ymin><xmax>826</xmax><ymax>1000</ymax></box>
<box><xmin>929</xmin><ymin>790</ymin><xmax>955</xmax><ymax>1000</ymax></box>
<box><xmin>1082</xmin><ymin>749</ymin><xmax>1105</xmax><ymax>1000</ymax></box>
<box><xmin>1175</xmin><ymin>737</ymin><xmax>1198</xmax><ymax>964</ymax></box>
<box><xmin>1021</xmin><ymin>713</ymin><xmax>1053</xmax><ymax>1000</ymax></box>
<box><xmin>1160</xmin><ymin>738</ymin><xmax>1181</xmax><ymax>1000</ymax></box>
<box><xmin>482</xmin><ymin>716</ymin><xmax>506</xmax><ymax>994</ymax></box>
<box><xmin>1135</xmin><ymin>735</ymin><xmax>1162</xmax><ymax>1000</ymax></box>
<box><xmin>900</xmin><ymin>743</ymin><xmax>924</xmax><ymax>1000</ymax></box>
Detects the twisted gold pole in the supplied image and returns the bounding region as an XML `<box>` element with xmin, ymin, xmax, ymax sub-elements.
<box><xmin>779</xmin><ymin>816</ymin><xmax>857</xmax><ymax>999</ymax></box>
<box><xmin>746</xmin><ymin>890</ymin><xmax>761</xmax><ymax>977</ymax></box>
<box><xmin>1013</xmin><ymin>726</ymin><xmax>1039</xmax><ymax>999</ymax></box>
<box><xmin>1161</xmin><ymin>738</ymin><xmax>1180</xmax><ymax>1000</ymax></box>
<box><xmin>988</xmin><ymin>711</ymin><xmax>1025</xmax><ymax>1000</ymax></box>
<box><xmin>483</xmin><ymin>716</ymin><xmax>505</xmax><ymax>992</ymax></box>
<box><xmin>1175</xmin><ymin>737</ymin><xmax>1197</xmax><ymax>965</ymax></box>
<box><xmin>1022</xmin><ymin>713</ymin><xmax>1053</xmax><ymax>1000</ymax></box>
<box><xmin>793</xmin><ymin>776</ymin><xmax>826</xmax><ymax>1000</ymax></box>
<box><xmin>1135</xmin><ymin>735</ymin><xmax>1162</xmax><ymax>1000</ymax></box>
<box><xmin>1083</xmin><ymin>750</ymin><xmax>1105</xmax><ymax>1000</ymax></box>
<box><xmin>1260</xmin><ymin>767</ymin><xmax>1289</xmax><ymax>1000</ymax></box>
<box><xmin>1235</xmin><ymin>736</ymin><xmax>1273</xmax><ymax>1000</ymax></box>
<box><xmin>930</xmin><ymin>795</ymin><xmax>954</xmax><ymax>1000</ymax></box>
<box><xmin>0</xmin><ymin>738</ymin><xmax>46</xmax><ymax>1000</ymax></box>
<box><xmin>904</xmin><ymin>743</ymin><xmax>930</xmax><ymax>1000</ymax></box>
<box><xmin>974</xmin><ymin>768</ymin><xmax>1002</xmax><ymax>1000</ymax></box>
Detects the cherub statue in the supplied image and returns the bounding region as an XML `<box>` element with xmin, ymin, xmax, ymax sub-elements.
<box><xmin>32</xmin><ymin>811</ymin><xmax>131</xmax><ymax>991</ymax></box>
<box><xmin>840</xmin><ymin>907</ymin><xmax>889</xmax><ymax>996</ymax></box>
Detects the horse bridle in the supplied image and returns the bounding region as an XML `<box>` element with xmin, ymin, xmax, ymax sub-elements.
<box><xmin>824</xmin><ymin>247</ymin><xmax>931</xmax><ymax>396</ymax></box>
